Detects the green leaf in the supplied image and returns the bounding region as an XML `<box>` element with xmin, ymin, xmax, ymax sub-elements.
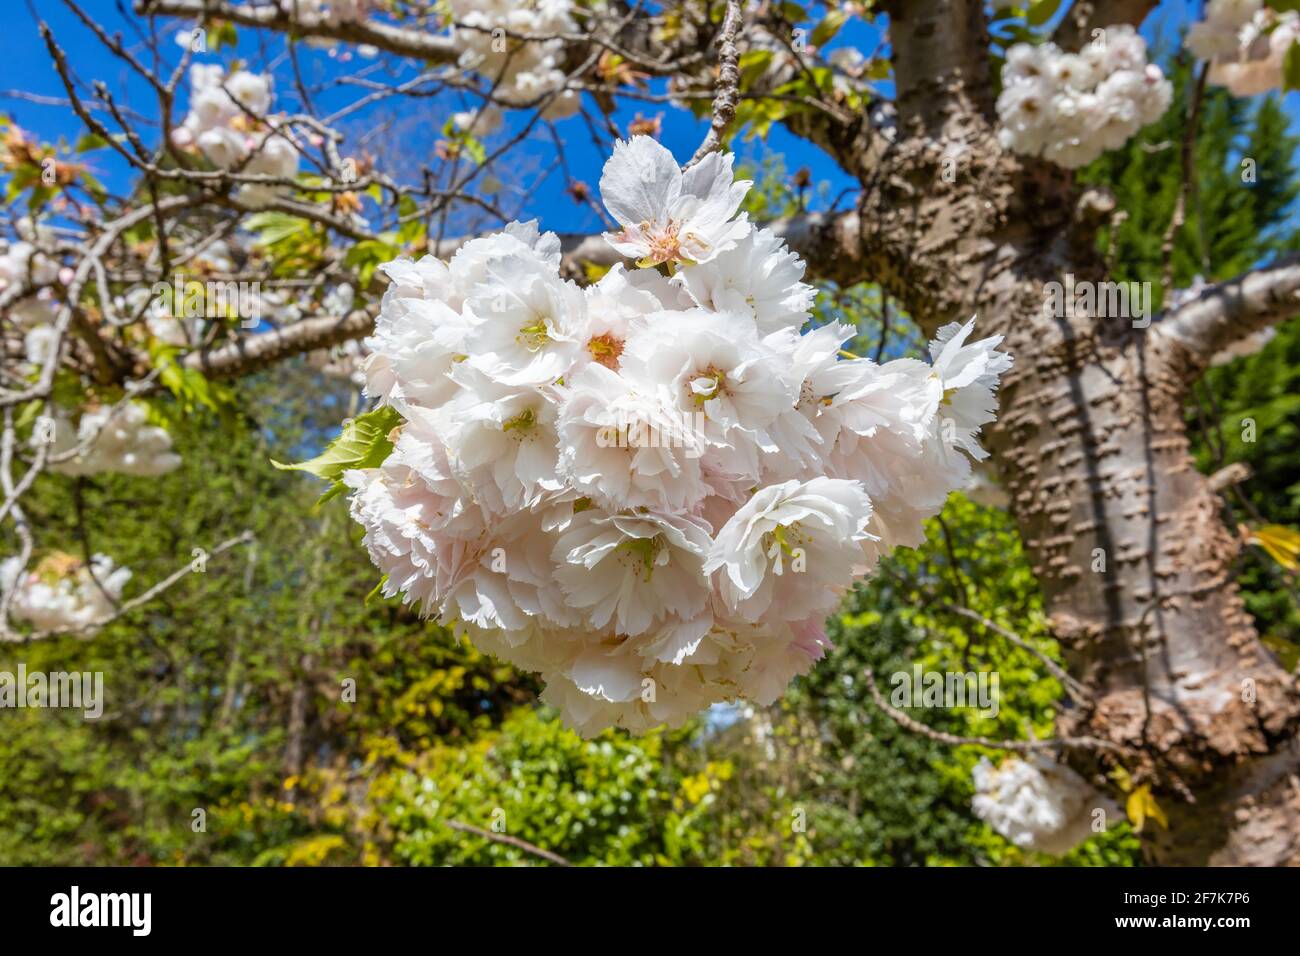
<box><xmin>779</xmin><ymin>2</ymin><xmax>807</xmax><ymax>23</ymax></box>
<box><xmin>1026</xmin><ymin>0</ymin><xmax>1062</xmax><ymax>28</ymax></box>
<box><xmin>78</xmin><ymin>170</ymin><xmax>108</xmax><ymax>201</ymax></box>
<box><xmin>397</xmin><ymin>195</ymin><xmax>425</xmax><ymax>246</ymax></box>
<box><xmin>245</xmin><ymin>211</ymin><xmax>311</xmax><ymax>248</ymax></box>
<box><xmin>74</xmin><ymin>132</ymin><xmax>109</xmax><ymax>154</ymax></box>
<box><xmin>810</xmin><ymin>9</ymin><xmax>848</xmax><ymax>48</ymax></box>
<box><xmin>214</xmin><ymin>21</ymin><xmax>238</xmax><ymax>50</ymax></box>
<box><xmin>272</xmin><ymin>404</ymin><xmax>403</xmax><ymax>502</ymax></box>
<box><xmin>150</xmin><ymin>341</ymin><xmax>236</xmax><ymax>417</ymax></box>
<box><xmin>344</xmin><ymin>238</ymin><xmax>399</xmax><ymax>289</ymax></box>
<box><xmin>461</xmin><ymin>135</ymin><xmax>486</xmax><ymax>166</ymax></box>
<box><xmin>738</xmin><ymin>49</ymin><xmax>774</xmax><ymax>91</ymax></box>
<box><xmin>14</xmin><ymin>399</ymin><xmax>42</xmax><ymax>432</ymax></box>
<box><xmin>1285</xmin><ymin>41</ymin><xmax>1300</xmax><ymax>92</ymax></box>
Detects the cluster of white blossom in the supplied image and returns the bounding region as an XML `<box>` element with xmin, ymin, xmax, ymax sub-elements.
<box><xmin>113</xmin><ymin>286</ymin><xmax>198</xmax><ymax>349</ymax></box>
<box><xmin>1186</xmin><ymin>1</ymin><xmax>1300</xmax><ymax>96</ymax></box>
<box><xmin>1</xmin><ymin>223</ymin><xmax>64</xmax><ymax>366</ymax></box>
<box><xmin>446</xmin><ymin>0</ymin><xmax>581</xmax><ymax>120</ymax></box>
<box><xmin>171</xmin><ymin>65</ymin><xmax>299</xmax><ymax>207</ymax></box>
<box><xmin>0</xmin><ymin>231</ymin><xmax>59</xmax><ymax>294</ymax></box>
<box><xmin>971</xmin><ymin>755</ymin><xmax>1106</xmax><ymax>856</ymax></box>
<box><xmin>0</xmin><ymin>553</ymin><xmax>130</xmax><ymax>634</ymax></box>
<box><xmin>44</xmin><ymin>402</ymin><xmax>182</xmax><ymax>478</ymax></box>
<box><xmin>997</xmin><ymin>26</ymin><xmax>1172</xmax><ymax>169</ymax></box>
<box><xmin>343</xmin><ymin>136</ymin><xmax>1011</xmax><ymax>736</ymax></box>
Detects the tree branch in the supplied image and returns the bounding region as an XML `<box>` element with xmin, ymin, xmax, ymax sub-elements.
<box><xmin>881</xmin><ymin>0</ymin><xmax>993</xmax><ymax>137</ymax></box>
<box><xmin>134</xmin><ymin>0</ymin><xmax>461</xmax><ymax>62</ymax></box>
<box><xmin>1053</xmin><ymin>0</ymin><xmax>1160</xmax><ymax>51</ymax></box>
<box><xmin>686</xmin><ymin>0</ymin><xmax>742</xmax><ymax>167</ymax></box>
<box><xmin>1157</xmin><ymin>255</ymin><xmax>1300</xmax><ymax>367</ymax></box>
<box><xmin>183</xmin><ymin>211</ymin><xmax>864</xmax><ymax>380</ymax></box>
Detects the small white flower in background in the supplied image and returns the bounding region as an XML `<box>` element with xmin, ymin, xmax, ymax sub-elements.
<box><xmin>997</xmin><ymin>26</ymin><xmax>1173</xmax><ymax>169</ymax></box>
<box><xmin>1186</xmin><ymin>2</ymin><xmax>1300</xmax><ymax>97</ymax></box>
<box><xmin>173</xmin><ymin>65</ymin><xmax>300</xmax><ymax>201</ymax></box>
<box><xmin>1</xmin><ymin>553</ymin><xmax>131</xmax><ymax>634</ymax></box>
<box><xmin>972</xmin><ymin>755</ymin><xmax>1114</xmax><ymax>856</ymax></box>
<box><xmin>0</xmin><ymin>239</ymin><xmax>60</xmax><ymax>292</ymax></box>
<box><xmin>23</xmin><ymin>325</ymin><xmax>60</xmax><ymax>367</ymax></box>
<box><xmin>43</xmin><ymin>402</ymin><xmax>182</xmax><ymax>478</ymax></box>
<box><xmin>447</xmin><ymin>0</ymin><xmax>580</xmax><ymax>118</ymax></box>
<box><xmin>342</xmin><ymin>135</ymin><xmax>1012</xmax><ymax>736</ymax></box>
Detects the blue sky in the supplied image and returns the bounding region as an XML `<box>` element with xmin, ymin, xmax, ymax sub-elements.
<box><xmin>1</xmin><ymin>1</ymin><xmax>1291</xmax><ymax>238</ymax></box>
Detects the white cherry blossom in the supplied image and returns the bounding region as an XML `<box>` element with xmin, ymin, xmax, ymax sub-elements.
<box><xmin>342</xmin><ymin>136</ymin><xmax>1011</xmax><ymax>736</ymax></box>
<box><xmin>600</xmin><ymin>136</ymin><xmax>752</xmax><ymax>266</ymax></box>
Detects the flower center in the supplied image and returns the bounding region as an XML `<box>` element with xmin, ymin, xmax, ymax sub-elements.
<box><xmin>587</xmin><ymin>332</ymin><xmax>624</xmax><ymax>369</ymax></box>
<box><xmin>764</xmin><ymin>523</ymin><xmax>809</xmax><ymax>574</ymax></box>
<box><xmin>636</xmin><ymin>219</ymin><xmax>683</xmax><ymax>265</ymax></box>
<box><xmin>516</xmin><ymin>315</ymin><xmax>551</xmax><ymax>351</ymax></box>
<box><xmin>689</xmin><ymin>365</ymin><xmax>727</xmax><ymax>407</ymax></box>
<box><xmin>502</xmin><ymin>407</ymin><xmax>538</xmax><ymax>437</ymax></box>
<box><xmin>617</xmin><ymin>535</ymin><xmax>663</xmax><ymax>581</ymax></box>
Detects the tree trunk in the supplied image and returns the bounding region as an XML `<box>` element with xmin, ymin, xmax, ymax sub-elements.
<box><xmin>869</xmin><ymin>0</ymin><xmax>1300</xmax><ymax>864</ymax></box>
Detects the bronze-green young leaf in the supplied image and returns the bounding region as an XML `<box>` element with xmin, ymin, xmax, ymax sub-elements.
<box><xmin>272</xmin><ymin>404</ymin><xmax>402</xmax><ymax>503</ymax></box>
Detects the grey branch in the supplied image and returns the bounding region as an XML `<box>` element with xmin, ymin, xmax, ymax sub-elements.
<box><xmin>686</xmin><ymin>0</ymin><xmax>742</xmax><ymax>167</ymax></box>
<box><xmin>1052</xmin><ymin>0</ymin><xmax>1160</xmax><ymax>51</ymax></box>
<box><xmin>183</xmin><ymin>213</ymin><xmax>862</xmax><ymax>380</ymax></box>
<box><xmin>1157</xmin><ymin>254</ymin><xmax>1300</xmax><ymax>365</ymax></box>
<box><xmin>134</xmin><ymin>0</ymin><xmax>461</xmax><ymax>62</ymax></box>
<box><xmin>863</xmin><ymin>669</ymin><xmax>1124</xmax><ymax>754</ymax></box>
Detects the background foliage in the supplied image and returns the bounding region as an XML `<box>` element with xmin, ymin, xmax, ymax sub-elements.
<box><xmin>2</xmin><ymin>61</ymin><xmax>1297</xmax><ymax>868</ymax></box>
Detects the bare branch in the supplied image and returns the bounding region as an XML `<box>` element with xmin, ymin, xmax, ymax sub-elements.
<box><xmin>686</xmin><ymin>0</ymin><xmax>742</xmax><ymax>167</ymax></box>
<box><xmin>134</xmin><ymin>0</ymin><xmax>461</xmax><ymax>62</ymax></box>
<box><xmin>1157</xmin><ymin>255</ymin><xmax>1300</xmax><ymax>367</ymax></box>
<box><xmin>863</xmin><ymin>669</ymin><xmax>1125</xmax><ymax>754</ymax></box>
<box><xmin>1053</xmin><ymin>0</ymin><xmax>1160</xmax><ymax>51</ymax></box>
<box><xmin>185</xmin><ymin>308</ymin><xmax>379</xmax><ymax>379</ymax></box>
<box><xmin>443</xmin><ymin>819</ymin><xmax>572</xmax><ymax>867</ymax></box>
<box><xmin>8</xmin><ymin>531</ymin><xmax>256</xmax><ymax>643</ymax></box>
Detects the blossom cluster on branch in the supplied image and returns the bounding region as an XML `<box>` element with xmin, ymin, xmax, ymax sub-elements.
<box><xmin>171</xmin><ymin>65</ymin><xmax>300</xmax><ymax>208</ymax></box>
<box><xmin>971</xmin><ymin>755</ymin><xmax>1108</xmax><ymax>856</ymax></box>
<box><xmin>1</xmin><ymin>221</ymin><xmax>63</xmax><ymax>366</ymax></box>
<box><xmin>342</xmin><ymin>135</ymin><xmax>1011</xmax><ymax>736</ymax></box>
<box><xmin>447</xmin><ymin>0</ymin><xmax>581</xmax><ymax>119</ymax></box>
<box><xmin>997</xmin><ymin>25</ymin><xmax>1172</xmax><ymax>169</ymax></box>
<box><xmin>45</xmin><ymin>402</ymin><xmax>182</xmax><ymax>478</ymax></box>
<box><xmin>1185</xmin><ymin>0</ymin><xmax>1300</xmax><ymax>96</ymax></box>
<box><xmin>0</xmin><ymin>552</ymin><xmax>130</xmax><ymax>634</ymax></box>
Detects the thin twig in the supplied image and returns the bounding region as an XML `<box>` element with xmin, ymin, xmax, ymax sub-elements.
<box><xmin>863</xmin><ymin>668</ymin><xmax>1123</xmax><ymax>753</ymax></box>
<box><xmin>444</xmin><ymin>819</ymin><xmax>573</xmax><ymax>867</ymax></box>
<box><xmin>686</xmin><ymin>0</ymin><xmax>742</xmax><ymax>167</ymax></box>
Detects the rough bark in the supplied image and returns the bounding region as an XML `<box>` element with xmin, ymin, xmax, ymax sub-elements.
<box><xmin>871</xmin><ymin>0</ymin><xmax>1300</xmax><ymax>865</ymax></box>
